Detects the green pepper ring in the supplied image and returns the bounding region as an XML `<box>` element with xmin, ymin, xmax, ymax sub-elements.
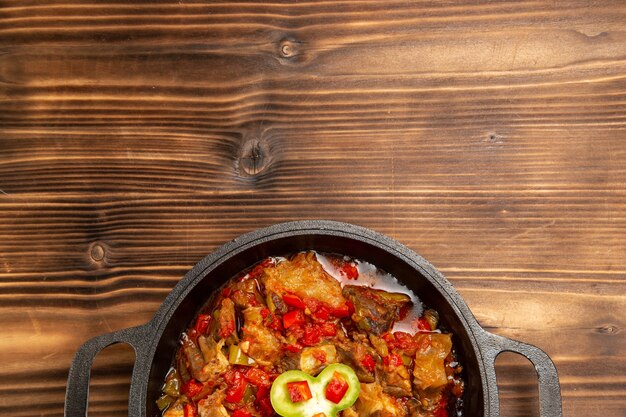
<box><xmin>270</xmin><ymin>364</ymin><xmax>361</xmax><ymax>417</ymax></box>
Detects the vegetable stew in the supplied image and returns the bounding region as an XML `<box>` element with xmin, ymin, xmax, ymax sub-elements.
<box><xmin>157</xmin><ymin>251</ymin><xmax>465</xmax><ymax>417</ymax></box>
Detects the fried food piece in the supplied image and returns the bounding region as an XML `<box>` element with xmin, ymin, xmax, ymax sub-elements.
<box><xmin>261</xmin><ymin>252</ymin><xmax>346</xmax><ymax>310</ymax></box>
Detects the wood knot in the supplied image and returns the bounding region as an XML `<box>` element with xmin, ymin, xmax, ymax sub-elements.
<box><xmin>486</xmin><ymin>133</ymin><xmax>504</xmax><ymax>144</ymax></box>
<box><xmin>90</xmin><ymin>242</ymin><xmax>105</xmax><ymax>262</ymax></box>
<box><xmin>597</xmin><ymin>325</ymin><xmax>619</xmax><ymax>335</ymax></box>
<box><xmin>239</xmin><ymin>138</ymin><xmax>271</xmax><ymax>176</ymax></box>
<box><xmin>278</xmin><ymin>37</ymin><xmax>304</xmax><ymax>63</ymax></box>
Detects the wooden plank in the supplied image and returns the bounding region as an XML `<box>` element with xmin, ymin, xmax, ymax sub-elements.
<box><xmin>1</xmin><ymin>0</ymin><xmax>625</xmax><ymax>416</ymax></box>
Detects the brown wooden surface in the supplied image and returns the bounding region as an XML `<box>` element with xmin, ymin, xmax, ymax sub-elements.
<box><xmin>1</xmin><ymin>1</ymin><xmax>625</xmax><ymax>416</ymax></box>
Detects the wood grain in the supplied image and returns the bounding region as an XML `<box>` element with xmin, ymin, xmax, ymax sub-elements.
<box><xmin>1</xmin><ymin>1</ymin><xmax>625</xmax><ymax>416</ymax></box>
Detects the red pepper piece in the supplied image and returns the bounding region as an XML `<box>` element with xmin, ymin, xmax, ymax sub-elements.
<box><xmin>232</xmin><ymin>410</ymin><xmax>252</xmax><ymax>417</ymax></box>
<box><xmin>393</xmin><ymin>331</ymin><xmax>419</xmax><ymax>352</ymax></box>
<box><xmin>383</xmin><ymin>353</ymin><xmax>403</xmax><ymax>368</ymax></box>
<box><xmin>255</xmin><ymin>387</ymin><xmax>274</xmax><ymax>417</ymax></box>
<box><xmin>361</xmin><ymin>354</ymin><xmax>376</xmax><ymax>373</ymax></box>
<box><xmin>246</xmin><ymin>367</ymin><xmax>272</xmax><ymax>388</ymax></box>
<box><xmin>181</xmin><ymin>379</ymin><xmax>204</xmax><ymax>397</ymax></box>
<box><xmin>282</xmin><ymin>293</ymin><xmax>306</xmax><ymax>309</ymax></box>
<box><xmin>434</xmin><ymin>394</ymin><xmax>450</xmax><ymax>417</ymax></box>
<box><xmin>225</xmin><ymin>370</ymin><xmax>248</xmax><ymax>403</ymax></box>
<box><xmin>325</xmin><ymin>372</ymin><xmax>349</xmax><ymax>404</ymax></box>
<box><xmin>287</xmin><ymin>381</ymin><xmax>312</xmax><ymax>403</ymax></box>
<box><xmin>265</xmin><ymin>313</ymin><xmax>284</xmax><ymax>332</ymax></box>
<box><xmin>416</xmin><ymin>317</ymin><xmax>431</xmax><ymax>332</ymax></box>
<box><xmin>303</xmin><ymin>323</ymin><xmax>321</xmax><ymax>346</ymax></box>
<box><xmin>284</xmin><ymin>343</ymin><xmax>303</xmax><ymax>353</ymax></box>
<box><xmin>340</xmin><ymin>262</ymin><xmax>359</xmax><ymax>280</ymax></box>
<box><xmin>193</xmin><ymin>314</ymin><xmax>211</xmax><ymax>335</ymax></box>
<box><xmin>330</xmin><ymin>303</ymin><xmax>351</xmax><ymax>318</ymax></box>
<box><xmin>319</xmin><ymin>322</ymin><xmax>337</xmax><ymax>337</ymax></box>
<box><xmin>382</xmin><ymin>332</ymin><xmax>396</xmax><ymax>346</ymax></box>
<box><xmin>183</xmin><ymin>404</ymin><xmax>197</xmax><ymax>417</ymax></box>
<box><xmin>283</xmin><ymin>310</ymin><xmax>306</xmax><ymax>329</ymax></box>
<box><xmin>312</xmin><ymin>305</ymin><xmax>330</xmax><ymax>321</ymax></box>
<box><xmin>219</xmin><ymin>319</ymin><xmax>235</xmax><ymax>339</ymax></box>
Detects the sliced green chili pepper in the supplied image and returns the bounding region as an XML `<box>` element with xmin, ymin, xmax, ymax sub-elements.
<box><xmin>229</xmin><ymin>344</ymin><xmax>256</xmax><ymax>366</ymax></box>
<box><xmin>270</xmin><ymin>364</ymin><xmax>360</xmax><ymax>417</ymax></box>
<box><xmin>156</xmin><ymin>394</ymin><xmax>174</xmax><ymax>411</ymax></box>
<box><xmin>162</xmin><ymin>369</ymin><xmax>181</xmax><ymax>397</ymax></box>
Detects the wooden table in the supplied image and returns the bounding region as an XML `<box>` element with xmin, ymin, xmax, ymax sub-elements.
<box><xmin>1</xmin><ymin>1</ymin><xmax>624</xmax><ymax>416</ymax></box>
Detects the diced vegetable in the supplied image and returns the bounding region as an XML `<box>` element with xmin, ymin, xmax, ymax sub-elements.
<box><xmin>423</xmin><ymin>308</ymin><xmax>439</xmax><ymax>331</ymax></box>
<box><xmin>339</xmin><ymin>262</ymin><xmax>358</xmax><ymax>280</ymax></box>
<box><xmin>283</xmin><ymin>310</ymin><xmax>306</xmax><ymax>329</ymax></box>
<box><xmin>183</xmin><ymin>404</ymin><xmax>197</xmax><ymax>417</ymax></box>
<box><xmin>194</xmin><ymin>314</ymin><xmax>211</xmax><ymax>335</ymax></box>
<box><xmin>181</xmin><ymin>379</ymin><xmax>203</xmax><ymax>397</ymax></box>
<box><xmin>416</xmin><ymin>317</ymin><xmax>431</xmax><ymax>332</ymax></box>
<box><xmin>181</xmin><ymin>334</ymin><xmax>208</xmax><ymax>382</ymax></box>
<box><xmin>162</xmin><ymin>369</ymin><xmax>181</xmax><ymax>397</ymax></box>
<box><xmin>287</xmin><ymin>381</ymin><xmax>313</xmax><ymax>402</ymax></box>
<box><xmin>246</xmin><ymin>367</ymin><xmax>272</xmax><ymax>388</ymax></box>
<box><xmin>218</xmin><ymin>298</ymin><xmax>237</xmax><ymax>341</ymax></box>
<box><xmin>156</xmin><ymin>394</ymin><xmax>174</xmax><ymax>411</ymax></box>
<box><xmin>360</xmin><ymin>354</ymin><xmax>376</xmax><ymax>373</ymax></box>
<box><xmin>229</xmin><ymin>344</ymin><xmax>255</xmax><ymax>366</ymax></box>
<box><xmin>325</xmin><ymin>372</ymin><xmax>349</xmax><ymax>404</ymax></box>
<box><xmin>283</xmin><ymin>293</ymin><xmax>306</xmax><ymax>309</ymax></box>
<box><xmin>382</xmin><ymin>354</ymin><xmax>403</xmax><ymax>368</ymax></box>
<box><xmin>224</xmin><ymin>369</ymin><xmax>249</xmax><ymax>403</ymax></box>
<box><xmin>232</xmin><ymin>410</ymin><xmax>252</xmax><ymax>417</ymax></box>
<box><xmin>267</xmin><ymin>291</ymin><xmax>288</xmax><ymax>314</ymax></box>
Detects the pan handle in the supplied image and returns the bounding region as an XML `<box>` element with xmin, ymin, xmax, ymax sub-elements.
<box><xmin>479</xmin><ymin>330</ymin><xmax>562</xmax><ymax>417</ymax></box>
<box><xmin>64</xmin><ymin>324</ymin><xmax>151</xmax><ymax>417</ymax></box>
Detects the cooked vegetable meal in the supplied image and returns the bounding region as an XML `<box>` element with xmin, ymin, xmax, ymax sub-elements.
<box><xmin>157</xmin><ymin>252</ymin><xmax>465</xmax><ymax>417</ymax></box>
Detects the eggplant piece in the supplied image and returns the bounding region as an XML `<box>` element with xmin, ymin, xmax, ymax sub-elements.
<box><xmin>176</xmin><ymin>350</ymin><xmax>191</xmax><ymax>383</ymax></box>
<box><xmin>181</xmin><ymin>333</ymin><xmax>207</xmax><ymax>381</ymax></box>
<box><xmin>342</xmin><ymin>286</ymin><xmax>411</xmax><ymax>335</ymax></box>
<box><xmin>217</xmin><ymin>298</ymin><xmax>239</xmax><ymax>345</ymax></box>
<box><xmin>266</xmin><ymin>290</ymin><xmax>288</xmax><ymax>314</ymax></box>
<box><xmin>276</xmin><ymin>352</ymin><xmax>301</xmax><ymax>373</ymax></box>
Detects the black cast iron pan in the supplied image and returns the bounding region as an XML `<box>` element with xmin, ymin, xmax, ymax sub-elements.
<box><xmin>65</xmin><ymin>220</ymin><xmax>562</xmax><ymax>417</ymax></box>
